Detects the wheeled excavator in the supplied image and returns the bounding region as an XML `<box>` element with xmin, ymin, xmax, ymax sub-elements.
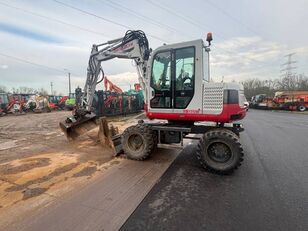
<box><xmin>60</xmin><ymin>30</ymin><xmax>246</xmax><ymax>174</ymax></box>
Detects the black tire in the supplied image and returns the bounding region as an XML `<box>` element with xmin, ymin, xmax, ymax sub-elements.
<box><xmin>196</xmin><ymin>129</ymin><xmax>244</xmax><ymax>174</ymax></box>
<box><xmin>298</xmin><ymin>105</ymin><xmax>306</xmax><ymax>112</ymax></box>
<box><xmin>121</xmin><ymin>124</ymin><xmax>156</xmax><ymax>160</ymax></box>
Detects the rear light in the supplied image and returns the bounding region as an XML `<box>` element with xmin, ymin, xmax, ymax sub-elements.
<box><xmin>230</xmin><ymin>114</ymin><xmax>241</xmax><ymax>120</ymax></box>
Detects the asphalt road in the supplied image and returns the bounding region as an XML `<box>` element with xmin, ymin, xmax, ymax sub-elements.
<box><xmin>122</xmin><ymin>110</ymin><xmax>308</xmax><ymax>231</ymax></box>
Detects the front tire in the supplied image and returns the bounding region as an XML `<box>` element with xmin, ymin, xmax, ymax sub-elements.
<box><xmin>196</xmin><ymin>129</ymin><xmax>244</xmax><ymax>174</ymax></box>
<box><xmin>121</xmin><ymin>124</ymin><xmax>156</xmax><ymax>160</ymax></box>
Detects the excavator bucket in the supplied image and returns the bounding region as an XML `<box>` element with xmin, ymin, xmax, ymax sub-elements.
<box><xmin>59</xmin><ymin>114</ymin><xmax>123</xmax><ymax>155</ymax></box>
<box><xmin>59</xmin><ymin>113</ymin><xmax>97</xmax><ymax>140</ymax></box>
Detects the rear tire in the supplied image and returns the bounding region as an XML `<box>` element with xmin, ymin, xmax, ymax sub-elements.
<box><xmin>196</xmin><ymin>129</ymin><xmax>244</xmax><ymax>174</ymax></box>
<box><xmin>298</xmin><ymin>105</ymin><xmax>306</xmax><ymax>112</ymax></box>
<box><xmin>121</xmin><ymin>124</ymin><xmax>156</xmax><ymax>160</ymax></box>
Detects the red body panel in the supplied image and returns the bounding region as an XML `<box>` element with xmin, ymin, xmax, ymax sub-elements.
<box><xmin>59</xmin><ymin>96</ymin><xmax>69</xmax><ymax>104</ymax></box>
<box><xmin>146</xmin><ymin>104</ymin><xmax>246</xmax><ymax>123</ymax></box>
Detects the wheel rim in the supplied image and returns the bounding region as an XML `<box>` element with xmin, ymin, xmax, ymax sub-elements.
<box><xmin>208</xmin><ymin>142</ymin><xmax>232</xmax><ymax>163</ymax></box>
<box><xmin>127</xmin><ymin>134</ymin><xmax>145</xmax><ymax>152</ymax></box>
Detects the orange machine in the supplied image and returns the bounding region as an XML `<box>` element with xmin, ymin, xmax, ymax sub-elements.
<box><xmin>273</xmin><ymin>91</ymin><xmax>308</xmax><ymax>111</ymax></box>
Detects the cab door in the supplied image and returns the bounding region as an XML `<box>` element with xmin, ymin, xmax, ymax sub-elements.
<box><xmin>150</xmin><ymin>50</ymin><xmax>172</xmax><ymax>109</ymax></box>
<box><xmin>173</xmin><ymin>47</ymin><xmax>195</xmax><ymax>109</ymax></box>
<box><xmin>150</xmin><ymin>47</ymin><xmax>195</xmax><ymax>110</ymax></box>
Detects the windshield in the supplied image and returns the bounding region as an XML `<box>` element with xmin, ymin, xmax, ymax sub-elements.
<box><xmin>151</xmin><ymin>51</ymin><xmax>171</xmax><ymax>90</ymax></box>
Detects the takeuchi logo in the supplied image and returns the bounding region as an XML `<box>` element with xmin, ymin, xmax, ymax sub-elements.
<box><xmin>112</xmin><ymin>42</ymin><xmax>134</xmax><ymax>52</ymax></box>
<box><xmin>183</xmin><ymin>109</ymin><xmax>201</xmax><ymax>114</ymax></box>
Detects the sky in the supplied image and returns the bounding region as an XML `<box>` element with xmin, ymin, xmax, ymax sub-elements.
<box><xmin>0</xmin><ymin>0</ymin><xmax>308</xmax><ymax>95</ymax></box>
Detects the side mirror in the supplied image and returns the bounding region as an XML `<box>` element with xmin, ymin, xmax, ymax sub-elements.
<box><xmin>206</xmin><ymin>32</ymin><xmax>213</xmax><ymax>46</ymax></box>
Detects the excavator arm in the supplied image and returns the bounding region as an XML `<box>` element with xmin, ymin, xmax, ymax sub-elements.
<box><xmin>78</xmin><ymin>30</ymin><xmax>150</xmax><ymax>116</ymax></box>
<box><xmin>60</xmin><ymin>30</ymin><xmax>150</xmax><ymax>139</ymax></box>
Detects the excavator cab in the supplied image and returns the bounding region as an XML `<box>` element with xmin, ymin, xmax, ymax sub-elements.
<box><xmin>149</xmin><ymin>46</ymin><xmax>195</xmax><ymax>109</ymax></box>
<box><xmin>147</xmin><ymin>39</ymin><xmax>246</xmax><ymax>122</ymax></box>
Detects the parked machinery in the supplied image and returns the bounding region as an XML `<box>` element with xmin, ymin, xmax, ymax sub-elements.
<box><xmin>250</xmin><ymin>91</ymin><xmax>308</xmax><ymax>112</ymax></box>
<box><xmin>93</xmin><ymin>77</ymin><xmax>144</xmax><ymax>117</ymax></box>
<box><xmin>48</xmin><ymin>95</ymin><xmax>68</xmax><ymax>110</ymax></box>
<box><xmin>273</xmin><ymin>91</ymin><xmax>308</xmax><ymax>112</ymax></box>
<box><xmin>65</xmin><ymin>93</ymin><xmax>76</xmax><ymax>110</ymax></box>
<box><xmin>0</xmin><ymin>93</ymin><xmax>9</xmax><ymax>115</ymax></box>
<box><xmin>25</xmin><ymin>95</ymin><xmax>51</xmax><ymax>113</ymax></box>
<box><xmin>5</xmin><ymin>94</ymin><xmax>29</xmax><ymax>114</ymax></box>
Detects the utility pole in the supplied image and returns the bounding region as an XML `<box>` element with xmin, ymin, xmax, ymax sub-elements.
<box><xmin>64</xmin><ymin>69</ymin><xmax>72</xmax><ymax>97</ymax></box>
<box><xmin>280</xmin><ymin>53</ymin><xmax>297</xmax><ymax>90</ymax></box>
<box><xmin>68</xmin><ymin>72</ymin><xmax>71</xmax><ymax>97</ymax></box>
<box><xmin>50</xmin><ymin>82</ymin><xmax>53</xmax><ymax>95</ymax></box>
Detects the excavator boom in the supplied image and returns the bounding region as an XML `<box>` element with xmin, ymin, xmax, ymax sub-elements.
<box><xmin>60</xmin><ymin>30</ymin><xmax>150</xmax><ymax>140</ymax></box>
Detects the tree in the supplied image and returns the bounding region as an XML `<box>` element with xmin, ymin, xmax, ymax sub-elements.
<box><xmin>37</xmin><ymin>88</ymin><xmax>48</xmax><ymax>96</ymax></box>
<box><xmin>11</xmin><ymin>87</ymin><xmax>19</xmax><ymax>94</ymax></box>
<box><xmin>243</xmin><ymin>74</ymin><xmax>308</xmax><ymax>100</ymax></box>
<box><xmin>296</xmin><ymin>74</ymin><xmax>308</xmax><ymax>90</ymax></box>
<box><xmin>18</xmin><ymin>86</ymin><xmax>36</xmax><ymax>94</ymax></box>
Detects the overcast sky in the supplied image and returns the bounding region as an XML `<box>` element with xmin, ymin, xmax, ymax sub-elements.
<box><xmin>0</xmin><ymin>0</ymin><xmax>307</xmax><ymax>94</ymax></box>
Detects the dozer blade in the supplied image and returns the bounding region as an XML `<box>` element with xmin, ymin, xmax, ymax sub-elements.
<box><xmin>97</xmin><ymin>118</ymin><xmax>122</xmax><ymax>156</ymax></box>
<box><xmin>59</xmin><ymin>113</ymin><xmax>97</xmax><ymax>140</ymax></box>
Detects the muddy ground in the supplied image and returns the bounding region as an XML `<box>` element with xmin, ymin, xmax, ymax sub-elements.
<box><xmin>0</xmin><ymin>111</ymin><xmax>142</xmax><ymax>227</ymax></box>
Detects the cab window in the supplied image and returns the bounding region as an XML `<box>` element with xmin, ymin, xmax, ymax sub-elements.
<box><xmin>175</xmin><ymin>47</ymin><xmax>195</xmax><ymax>108</ymax></box>
<box><xmin>150</xmin><ymin>51</ymin><xmax>172</xmax><ymax>108</ymax></box>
